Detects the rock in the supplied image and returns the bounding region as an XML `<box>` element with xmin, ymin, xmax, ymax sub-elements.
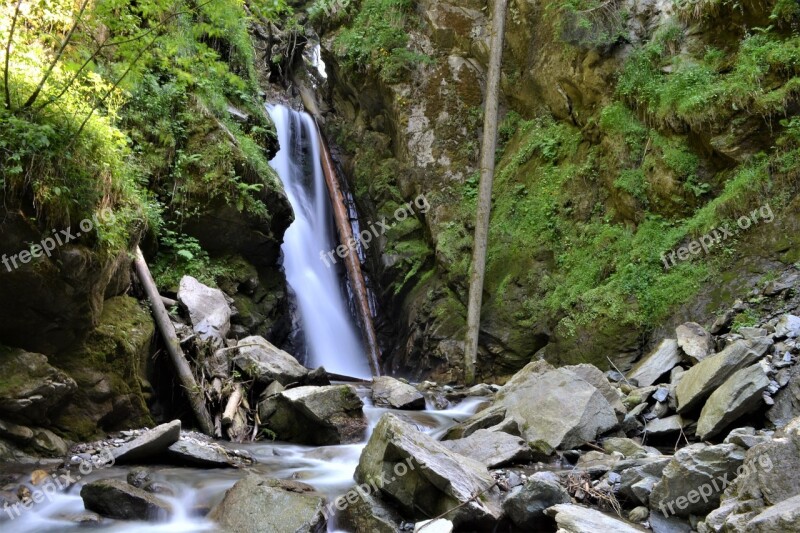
<box><xmin>565</xmin><ymin>364</ymin><xmax>626</xmax><ymax>417</ymax></box>
<box><xmin>355</xmin><ymin>413</ymin><xmax>499</xmax><ymax>528</ymax></box>
<box><xmin>178</xmin><ymin>276</ymin><xmax>231</xmax><ymax>345</ymax></box>
<box><xmin>441</xmin><ymin>405</ymin><xmax>510</xmax><ymax>440</ymax></box>
<box><xmin>676</xmin><ymin>338</ymin><xmax>772</xmax><ymax>413</ymax></box>
<box><xmin>653</xmin><ymin>387</ymin><xmax>670</xmax><ymax>403</ymax></box>
<box><xmin>577</xmin><ymin>450</ymin><xmax>622</xmax><ymax>475</ymax></box>
<box><xmin>545</xmin><ymin>503</ymin><xmax>645</xmax><ymax>532</ymax></box>
<box><xmin>676</xmin><ymin>323</ymin><xmax>713</xmax><ymax>362</ymax></box>
<box><xmin>440</xmin><ymin>429</ymin><xmax>532</xmax><ymax>468</ymax></box>
<box><xmin>127</xmin><ymin>467</ymin><xmax>152</xmax><ymax>489</ymax></box>
<box><xmin>775</xmin><ymin>314</ymin><xmax>800</xmax><ymax>339</ymax></box>
<box><xmin>167</xmin><ymin>437</ymin><xmax>237</xmax><ymax>468</ymax></box>
<box><xmin>745</xmin><ymin>493</ymin><xmax>800</xmax><ymax>532</ymax></box>
<box><xmin>723</xmin><ymin>427</ymin><xmax>772</xmax><ymax>449</ymax></box>
<box><xmin>602</xmin><ymin>437</ymin><xmax>652</xmax><ymax>458</ymax></box>
<box><xmin>738</xmin><ymin>327</ymin><xmax>768</xmax><ymax>340</ymax></box>
<box><xmin>208</xmin><ymin>475</ymin><xmax>326</xmax><ymax>533</ymax></box>
<box><xmin>628</xmin><ymin>340</ymin><xmax>682</xmax><ymax>387</ymax></box>
<box><xmin>262</xmin><ymin>380</ymin><xmax>285</xmax><ymax>398</ymax></box>
<box><xmin>696</xmin><ymin>363</ymin><xmax>770</xmax><ymax>440</ymax></box>
<box><xmin>112</xmin><ymin>420</ymin><xmax>181</xmax><ymax>463</ymax></box>
<box><xmin>80</xmin><ymin>478</ymin><xmax>172</xmax><ymax>521</ymax></box>
<box><xmin>502</xmin><ymin>471</ymin><xmax>570</xmax><ymax>527</ymax></box>
<box><xmin>337</xmin><ymin>487</ymin><xmax>403</xmax><ymax>533</ymax></box>
<box><xmin>233</xmin><ymin>335</ymin><xmax>308</xmax><ymax>385</ymax></box>
<box><xmin>649</xmin><ymin>511</ymin><xmax>693</xmax><ymax>533</ymax></box>
<box><xmin>649</xmin><ymin>443</ymin><xmax>746</xmax><ymax>517</ymax></box>
<box><xmin>0</xmin><ymin>346</ymin><xmax>76</xmax><ymax>425</ymax></box>
<box><xmin>304</xmin><ymin>366</ymin><xmax>330</xmax><ymax>386</ymax></box>
<box><xmin>644</xmin><ymin>415</ymin><xmax>684</xmax><ymax>436</ymax></box>
<box><xmin>496</xmin><ymin>364</ymin><xmax>618</xmax><ymax>453</ymax></box>
<box><xmin>628</xmin><ymin>506</ymin><xmax>649</xmax><ymax>522</ymax></box>
<box><xmin>260</xmin><ymin>385</ymin><xmax>365</xmax><ymax>445</ymax></box>
<box><xmin>767</xmin><ymin>364</ymin><xmax>800</xmax><ymax>428</ymax></box>
<box><xmin>371</xmin><ymin>376</ymin><xmax>425</xmax><ymax>410</ymax></box>
<box><xmin>30</xmin><ymin>428</ymin><xmax>68</xmax><ymax>456</ymax></box>
<box><xmin>413</xmin><ymin>519</ymin><xmax>453</xmax><ymax>533</ymax></box>
<box><xmin>618</xmin><ymin>458</ymin><xmax>672</xmax><ymax>505</ymax></box>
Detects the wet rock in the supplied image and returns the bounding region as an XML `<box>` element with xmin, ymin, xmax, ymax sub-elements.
<box><xmin>0</xmin><ymin>347</ymin><xmax>76</xmax><ymax>425</ymax></box>
<box><xmin>676</xmin><ymin>338</ymin><xmax>772</xmax><ymax>413</ymax></box>
<box><xmin>167</xmin><ymin>437</ymin><xmax>237</xmax><ymax>468</ymax></box>
<box><xmin>112</xmin><ymin>420</ymin><xmax>181</xmax><ymax>463</ymax></box>
<box><xmin>502</xmin><ymin>471</ymin><xmax>570</xmax><ymax>527</ymax></box>
<box><xmin>355</xmin><ymin>413</ymin><xmax>500</xmax><ymax>528</ymax></box>
<box><xmin>545</xmin><ymin>503</ymin><xmax>644</xmax><ymax>532</ymax></box>
<box><xmin>649</xmin><ymin>443</ymin><xmax>746</xmax><ymax>517</ymax></box>
<box><xmin>628</xmin><ymin>340</ymin><xmax>682</xmax><ymax>387</ymax></box>
<box><xmin>208</xmin><ymin>475</ymin><xmax>326</xmax><ymax>533</ymax></box>
<box><xmin>775</xmin><ymin>314</ymin><xmax>800</xmax><ymax>339</ymax></box>
<box><xmin>745</xmin><ymin>493</ymin><xmax>800</xmax><ymax>532</ymax></box>
<box><xmin>178</xmin><ymin>276</ymin><xmax>231</xmax><ymax>345</ymax></box>
<box><xmin>696</xmin><ymin>363</ymin><xmax>770</xmax><ymax>440</ymax></box>
<box><xmin>440</xmin><ymin>429</ymin><xmax>532</xmax><ymax>468</ymax></box>
<box><xmin>80</xmin><ymin>478</ymin><xmax>172</xmax><ymax>521</ymax></box>
<box><xmin>371</xmin><ymin>376</ymin><xmax>425</xmax><ymax>410</ymax></box>
<box><xmin>260</xmin><ymin>385</ymin><xmax>365</xmax><ymax>445</ymax></box>
<box><xmin>127</xmin><ymin>467</ymin><xmax>152</xmax><ymax>489</ymax></box>
<box><xmin>676</xmin><ymin>323</ymin><xmax>713</xmax><ymax>362</ymax></box>
<box><xmin>337</xmin><ymin>487</ymin><xmax>403</xmax><ymax>533</ymax></box>
<box><xmin>233</xmin><ymin>335</ymin><xmax>308</xmax><ymax>385</ymax></box>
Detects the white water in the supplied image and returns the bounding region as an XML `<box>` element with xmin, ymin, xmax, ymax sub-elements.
<box><xmin>3</xmin><ymin>391</ymin><xmax>488</xmax><ymax>533</ymax></box>
<box><xmin>266</xmin><ymin>104</ymin><xmax>370</xmax><ymax>379</ymax></box>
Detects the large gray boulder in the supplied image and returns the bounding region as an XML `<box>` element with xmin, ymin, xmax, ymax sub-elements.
<box><xmin>618</xmin><ymin>457</ymin><xmax>672</xmax><ymax>505</ymax></box>
<box><xmin>337</xmin><ymin>487</ymin><xmax>403</xmax><ymax>533</ymax></box>
<box><xmin>371</xmin><ymin>376</ymin><xmax>425</xmax><ymax>410</ymax></box>
<box><xmin>112</xmin><ymin>420</ymin><xmax>181</xmax><ymax>463</ymax></box>
<box><xmin>649</xmin><ymin>443</ymin><xmax>746</xmax><ymax>518</ymax></box>
<box><xmin>355</xmin><ymin>413</ymin><xmax>500</xmax><ymax>528</ymax></box>
<box><xmin>208</xmin><ymin>475</ymin><xmax>326</xmax><ymax>533</ymax></box>
<box><xmin>502</xmin><ymin>471</ymin><xmax>570</xmax><ymax>527</ymax></box>
<box><xmin>565</xmin><ymin>364</ymin><xmax>626</xmax><ymax>418</ymax></box>
<box><xmin>233</xmin><ymin>335</ymin><xmax>308</xmax><ymax>385</ymax></box>
<box><xmin>676</xmin><ymin>338</ymin><xmax>772</xmax><ymax>413</ymax></box>
<box><xmin>545</xmin><ymin>504</ymin><xmax>646</xmax><ymax>532</ymax></box>
<box><xmin>768</xmin><ymin>364</ymin><xmax>800</xmax><ymax>429</ymax></box>
<box><xmin>167</xmin><ymin>436</ymin><xmax>238</xmax><ymax>468</ymax></box>
<box><xmin>0</xmin><ymin>347</ymin><xmax>76</xmax><ymax>425</ymax></box>
<box><xmin>81</xmin><ymin>478</ymin><xmax>172</xmax><ymax>521</ymax></box>
<box><xmin>178</xmin><ymin>275</ymin><xmax>231</xmax><ymax>345</ymax></box>
<box><xmin>259</xmin><ymin>385</ymin><xmax>366</xmax><ymax>445</ymax></box>
<box><xmin>775</xmin><ymin>314</ymin><xmax>800</xmax><ymax>338</ymax></box>
<box><xmin>628</xmin><ymin>339</ymin><xmax>682</xmax><ymax>387</ymax></box>
<box><xmin>676</xmin><ymin>322</ymin><xmax>713</xmax><ymax>362</ymax></box>
<box><xmin>440</xmin><ymin>429</ymin><xmax>532</xmax><ymax>468</ymax></box>
<box><xmin>696</xmin><ymin>363</ymin><xmax>770</xmax><ymax>440</ymax></box>
<box><xmin>745</xmin><ymin>493</ymin><xmax>800</xmax><ymax>532</ymax></box>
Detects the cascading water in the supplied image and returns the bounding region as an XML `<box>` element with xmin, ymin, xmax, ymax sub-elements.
<box><xmin>266</xmin><ymin>104</ymin><xmax>371</xmax><ymax>379</ymax></box>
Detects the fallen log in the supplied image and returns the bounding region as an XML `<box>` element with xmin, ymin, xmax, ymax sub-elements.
<box><xmin>133</xmin><ymin>246</ymin><xmax>215</xmax><ymax>436</ymax></box>
<box><xmin>222</xmin><ymin>384</ymin><xmax>243</xmax><ymax>426</ymax></box>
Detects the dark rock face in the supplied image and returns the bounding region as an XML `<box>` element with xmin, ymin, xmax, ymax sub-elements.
<box><xmin>80</xmin><ymin>478</ymin><xmax>172</xmax><ymax>521</ymax></box>
<box><xmin>502</xmin><ymin>472</ymin><xmax>571</xmax><ymax>527</ymax></box>
<box><xmin>112</xmin><ymin>420</ymin><xmax>181</xmax><ymax>464</ymax></box>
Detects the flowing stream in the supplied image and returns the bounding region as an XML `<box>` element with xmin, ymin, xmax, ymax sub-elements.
<box><xmin>266</xmin><ymin>104</ymin><xmax>371</xmax><ymax>379</ymax></box>
<box><xmin>5</xmin><ymin>391</ymin><xmax>489</xmax><ymax>532</ymax></box>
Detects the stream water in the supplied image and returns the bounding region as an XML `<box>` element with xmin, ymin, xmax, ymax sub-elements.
<box><xmin>5</xmin><ymin>391</ymin><xmax>489</xmax><ymax>532</ymax></box>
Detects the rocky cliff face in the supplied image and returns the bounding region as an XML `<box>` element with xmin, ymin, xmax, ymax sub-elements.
<box><xmin>315</xmin><ymin>0</ymin><xmax>800</xmax><ymax>381</ymax></box>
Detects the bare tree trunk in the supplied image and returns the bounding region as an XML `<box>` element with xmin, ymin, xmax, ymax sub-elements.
<box><xmin>464</xmin><ymin>0</ymin><xmax>508</xmax><ymax>385</ymax></box>
<box><xmin>4</xmin><ymin>0</ymin><xmax>23</xmax><ymax>110</ymax></box>
<box><xmin>133</xmin><ymin>246</ymin><xmax>215</xmax><ymax>436</ymax></box>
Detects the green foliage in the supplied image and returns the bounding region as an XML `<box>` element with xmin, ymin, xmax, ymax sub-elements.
<box><xmin>333</xmin><ymin>0</ymin><xmax>430</xmax><ymax>83</ymax></box>
<box><xmin>731</xmin><ymin>309</ymin><xmax>759</xmax><ymax>332</ymax></box>
<box><xmin>548</xmin><ymin>0</ymin><xmax>630</xmax><ymax>49</ymax></box>
<box><xmin>615</xmin><ymin>168</ymin><xmax>649</xmax><ymax>203</ymax></box>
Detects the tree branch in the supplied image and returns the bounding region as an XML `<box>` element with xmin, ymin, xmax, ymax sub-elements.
<box><xmin>3</xmin><ymin>0</ymin><xmax>23</xmax><ymax>110</ymax></box>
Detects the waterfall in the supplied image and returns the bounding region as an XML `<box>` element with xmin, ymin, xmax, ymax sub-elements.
<box><xmin>266</xmin><ymin>104</ymin><xmax>371</xmax><ymax>379</ymax></box>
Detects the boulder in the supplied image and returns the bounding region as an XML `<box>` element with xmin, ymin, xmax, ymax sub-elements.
<box><xmin>545</xmin><ymin>504</ymin><xmax>645</xmax><ymax>533</ymax></box>
<box><xmin>723</xmin><ymin>427</ymin><xmax>772</xmax><ymax>449</ymax></box>
<box><xmin>30</xmin><ymin>428</ymin><xmax>68</xmax><ymax>456</ymax></box>
<box><xmin>745</xmin><ymin>493</ymin><xmax>800</xmax><ymax>532</ymax></box>
<box><xmin>676</xmin><ymin>338</ymin><xmax>772</xmax><ymax>413</ymax></box>
<box><xmin>565</xmin><ymin>364</ymin><xmax>626</xmax><ymax>417</ymax></box>
<box><xmin>233</xmin><ymin>336</ymin><xmax>308</xmax><ymax>385</ymax></box>
<box><xmin>644</xmin><ymin>415</ymin><xmax>685</xmax><ymax>437</ymax></box>
<box><xmin>260</xmin><ymin>385</ymin><xmax>366</xmax><ymax>445</ymax></box>
<box><xmin>696</xmin><ymin>363</ymin><xmax>770</xmax><ymax>440</ymax></box>
<box><xmin>355</xmin><ymin>413</ymin><xmax>500</xmax><ymax>528</ymax></box>
<box><xmin>775</xmin><ymin>314</ymin><xmax>800</xmax><ymax>339</ymax></box>
<box><xmin>767</xmin><ymin>364</ymin><xmax>800</xmax><ymax>428</ymax></box>
<box><xmin>0</xmin><ymin>346</ymin><xmax>76</xmax><ymax>425</ymax></box>
<box><xmin>618</xmin><ymin>457</ymin><xmax>671</xmax><ymax>505</ymax></box>
<box><xmin>178</xmin><ymin>275</ymin><xmax>231</xmax><ymax>345</ymax></box>
<box><xmin>337</xmin><ymin>487</ymin><xmax>403</xmax><ymax>533</ymax></box>
<box><xmin>371</xmin><ymin>376</ymin><xmax>425</xmax><ymax>410</ymax></box>
<box><xmin>112</xmin><ymin>420</ymin><xmax>181</xmax><ymax>463</ymax></box>
<box><xmin>627</xmin><ymin>340</ymin><xmax>682</xmax><ymax>387</ymax></box>
<box><xmin>496</xmin><ymin>364</ymin><xmax>618</xmax><ymax>453</ymax></box>
<box><xmin>208</xmin><ymin>475</ymin><xmax>326</xmax><ymax>533</ymax></box>
<box><xmin>167</xmin><ymin>436</ymin><xmax>237</xmax><ymax>468</ymax></box>
<box><xmin>440</xmin><ymin>429</ymin><xmax>532</xmax><ymax>468</ymax></box>
<box><xmin>441</xmin><ymin>405</ymin><xmax>510</xmax><ymax>440</ymax></box>
<box><xmin>676</xmin><ymin>322</ymin><xmax>713</xmax><ymax>362</ymax></box>
<box><xmin>602</xmin><ymin>437</ymin><xmax>653</xmax><ymax>458</ymax></box>
<box><xmin>502</xmin><ymin>471</ymin><xmax>570</xmax><ymax>527</ymax></box>
<box><xmin>649</xmin><ymin>443</ymin><xmax>746</xmax><ymax>518</ymax></box>
<box><xmin>80</xmin><ymin>478</ymin><xmax>172</xmax><ymax>521</ymax></box>
<box><xmin>649</xmin><ymin>512</ymin><xmax>693</xmax><ymax>533</ymax></box>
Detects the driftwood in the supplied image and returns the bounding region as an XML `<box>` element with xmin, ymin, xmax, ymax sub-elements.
<box><xmin>133</xmin><ymin>246</ymin><xmax>215</xmax><ymax>436</ymax></box>
<box><xmin>222</xmin><ymin>384</ymin><xmax>243</xmax><ymax>425</ymax></box>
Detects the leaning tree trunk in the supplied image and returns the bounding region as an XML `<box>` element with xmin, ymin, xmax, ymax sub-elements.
<box><xmin>133</xmin><ymin>247</ymin><xmax>215</xmax><ymax>436</ymax></box>
<box><xmin>464</xmin><ymin>0</ymin><xmax>508</xmax><ymax>385</ymax></box>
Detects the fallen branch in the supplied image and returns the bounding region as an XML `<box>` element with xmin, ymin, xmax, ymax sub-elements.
<box><xmin>133</xmin><ymin>246</ymin><xmax>215</xmax><ymax>436</ymax></box>
<box><xmin>222</xmin><ymin>384</ymin><xmax>243</xmax><ymax>425</ymax></box>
